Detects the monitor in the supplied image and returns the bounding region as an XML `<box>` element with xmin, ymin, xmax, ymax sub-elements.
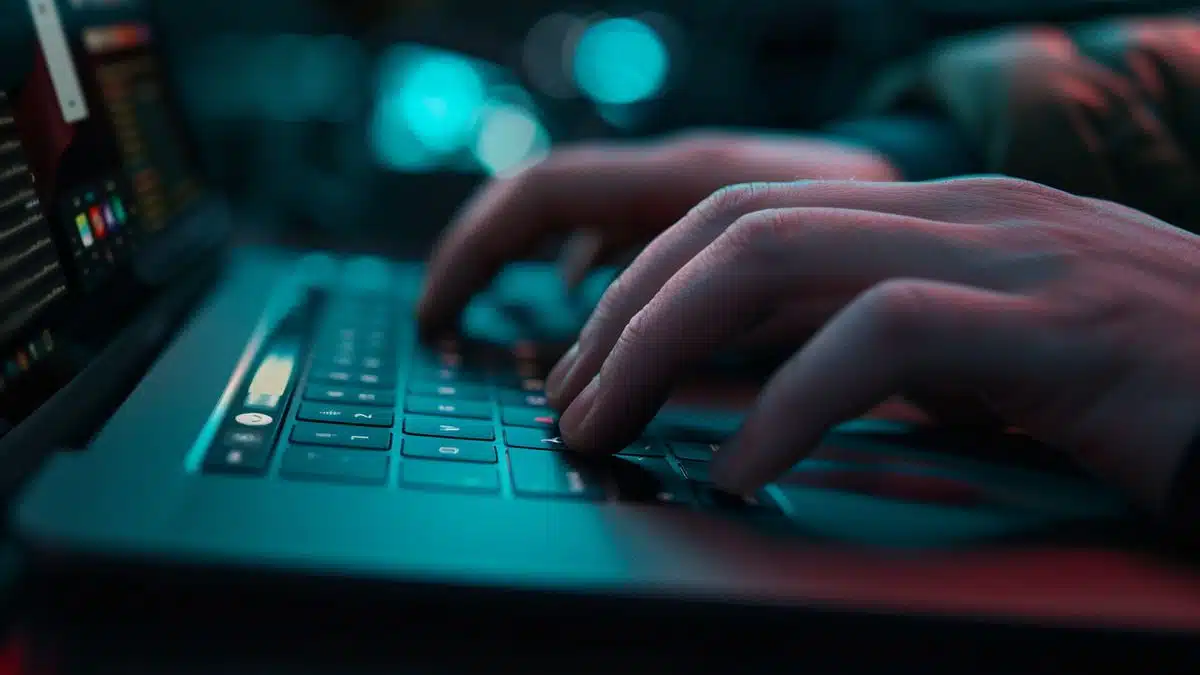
<box><xmin>0</xmin><ymin>0</ymin><xmax>211</xmax><ymax>427</ymax></box>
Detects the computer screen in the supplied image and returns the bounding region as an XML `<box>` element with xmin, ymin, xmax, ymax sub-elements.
<box><xmin>0</xmin><ymin>0</ymin><xmax>206</xmax><ymax>423</ymax></box>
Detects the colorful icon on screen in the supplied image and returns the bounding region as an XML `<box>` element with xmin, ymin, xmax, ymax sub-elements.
<box><xmin>111</xmin><ymin>196</ymin><xmax>126</xmax><ymax>224</ymax></box>
<box><xmin>103</xmin><ymin>205</ymin><xmax>117</xmax><ymax>230</ymax></box>
<box><xmin>88</xmin><ymin>206</ymin><xmax>106</xmax><ymax>238</ymax></box>
<box><xmin>75</xmin><ymin>213</ymin><xmax>94</xmax><ymax>247</ymax></box>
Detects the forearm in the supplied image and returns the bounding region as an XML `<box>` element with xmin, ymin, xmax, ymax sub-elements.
<box><xmin>848</xmin><ymin>15</ymin><xmax>1200</xmax><ymax>233</ymax></box>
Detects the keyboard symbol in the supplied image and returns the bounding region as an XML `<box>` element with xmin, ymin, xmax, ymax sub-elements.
<box><xmin>439</xmin><ymin>425</ymin><xmax>460</xmax><ymax>433</ymax></box>
<box><xmin>319</xmin><ymin>410</ymin><xmax>341</xmax><ymax>417</ymax></box>
<box><xmin>235</xmin><ymin>412</ymin><xmax>273</xmax><ymax>427</ymax></box>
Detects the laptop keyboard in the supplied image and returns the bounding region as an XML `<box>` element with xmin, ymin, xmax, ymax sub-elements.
<box><xmin>200</xmin><ymin>292</ymin><xmax>782</xmax><ymax>517</ymax></box>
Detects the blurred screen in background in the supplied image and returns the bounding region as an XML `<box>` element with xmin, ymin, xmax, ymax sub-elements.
<box><xmin>41</xmin><ymin>0</ymin><xmax>1192</xmax><ymax>254</ymax></box>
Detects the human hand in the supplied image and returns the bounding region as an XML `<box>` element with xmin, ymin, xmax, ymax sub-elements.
<box><xmin>415</xmin><ymin>133</ymin><xmax>900</xmax><ymax>335</ymax></box>
<box><xmin>543</xmin><ymin>177</ymin><xmax>1200</xmax><ymax>513</ymax></box>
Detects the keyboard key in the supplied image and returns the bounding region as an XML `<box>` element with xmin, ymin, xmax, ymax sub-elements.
<box><xmin>508</xmin><ymin>448</ymin><xmax>607</xmax><ymax>500</ymax></box>
<box><xmin>412</xmin><ymin>350</ymin><xmax>464</xmax><ymax>369</ymax></box>
<box><xmin>297</xmin><ymin>402</ymin><xmax>393</xmax><ymax>427</ymax></box>
<box><xmin>311</xmin><ymin>368</ymin><xmax>354</xmax><ymax>384</ymax></box>
<box><xmin>322</xmin><ymin>353</ymin><xmax>392</xmax><ymax>371</ymax></box>
<box><xmin>400</xmin><ymin>460</ymin><xmax>500</xmax><ymax>494</ymax></box>
<box><xmin>669</xmin><ymin>441</ymin><xmax>720</xmax><ymax>462</ymax></box>
<box><xmin>403</xmin><ymin>416</ymin><xmax>495</xmax><ymax>441</ymax></box>
<box><xmin>223</xmin><ymin>428</ymin><xmax>270</xmax><ymax>451</ymax></box>
<box><xmin>405</xmin><ymin>396</ymin><xmax>490</xmax><ymax>420</ymax></box>
<box><xmin>500</xmin><ymin>406</ymin><xmax>558</xmax><ymax>428</ymax></box>
<box><xmin>280</xmin><ymin>446</ymin><xmax>389</xmax><ymax>486</ymax></box>
<box><xmin>504</xmin><ymin>427</ymin><xmax>567</xmax><ymax>451</ymax></box>
<box><xmin>355</xmin><ymin>372</ymin><xmax>395</xmax><ymax>389</ymax></box>
<box><xmin>402</xmin><ymin>437</ymin><xmax>496</xmax><ymax>463</ymax></box>
<box><xmin>518</xmin><ymin>378</ymin><xmax>545</xmax><ymax>393</ymax></box>
<box><xmin>618</xmin><ymin>439</ymin><xmax>666</xmax><ymax>457</ymax></box>
<box><xmin>311</xmin><ymin>368</ymin><xmax>395</xmax><ymax>389</ymax></box>
<box><xmin>315</xmin><ymin>387</ymin><xmax>395</xmax><ymax>407</ymax></box>
<box><xmin>205</xmin><ymin>444</ymin><xmax>273</xmax><ymax>475</ymax></box>
<box><xmin>291</xmin><ymin>423</ymin><xmax>391</xmax><ymax>450</ymax></box>
<box><xmin>412</xmin><ymin>365</ymin><xmax>487</xmax><ymax>384</ymax></box>
<box><xmin>407</xmin><ymin>382</ymin><xmax>489</xmax><ymax>400</ymax></box>
<box><xmin>305</xmin><ymin>385</ymin><xmax>355</xmax><ymax>404</ymax></box>
<box><xmin>611</xmin><ymin>456</ymin><xmax>693</xmax><ymax>505</ymax></box>
<box><xmin>349</xmin><ymin>390</ymin><xmax>395</xmax><ymax>406</ymax></box>
<box><xmin>678</xmin><ymin>460</ymin><xmax>711</xmax><ymax>483</ymax></box>
<box><xmin>498</xmin><ymin>390</ymin><xmax>549</xmax><ymax>408</ymax></box>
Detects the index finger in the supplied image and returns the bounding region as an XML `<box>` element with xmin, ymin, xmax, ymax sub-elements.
<box><xmin>416</xmin><ymin>145</ymin><xmax>697</xmax><ymax>335</ymax></box>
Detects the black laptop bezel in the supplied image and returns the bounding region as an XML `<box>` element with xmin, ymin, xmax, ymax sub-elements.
<box><xmin>0</xmin><ymin>2</ymin><xmax>232</xmax><ymax>480</ymax></box>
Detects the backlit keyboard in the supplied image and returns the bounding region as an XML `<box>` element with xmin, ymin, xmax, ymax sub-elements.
<box><xmin>199</xmin><ymin>292</ymin><xmax>781</xmax><ymax>517</ymax></box>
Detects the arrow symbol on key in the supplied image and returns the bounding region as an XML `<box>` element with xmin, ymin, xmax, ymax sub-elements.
<box><xmin>542</xmin><ymin>437</ymin><xmax>563</xmax><ymax>445</ymax></box>
<box><xmin>440</xmin><ymin>425</ymin><xmax>460</xmax><ymax>432</ymax></box>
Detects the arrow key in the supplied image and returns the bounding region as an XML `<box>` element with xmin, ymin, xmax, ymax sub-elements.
<box><xmin>504</xmin><ymin>426</ymin><xmax>569</xmax><ymax>452</ymax></box>
<box><xmin>403</xmin><ymin>415</ymin><xmax>495</xmax><ymax>441</ymax></box>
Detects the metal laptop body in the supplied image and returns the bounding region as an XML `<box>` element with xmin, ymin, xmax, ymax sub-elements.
<box><xmin>2</xmin><ymin>1</ymin><xmax>1199</xmax><ymax>640</ymax></box>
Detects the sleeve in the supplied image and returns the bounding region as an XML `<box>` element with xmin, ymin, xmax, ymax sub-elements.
<box><xmin>847</xmin><ymin>15</ymin><xmax>1200</xmax><ymax>232</ymax></box>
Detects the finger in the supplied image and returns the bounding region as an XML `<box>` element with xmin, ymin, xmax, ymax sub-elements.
<box><xmin>416</xmin><ymin>142</ymin><xmax>731</xmax><ymax>335</ymax></box>
<box><xmin>545</xmin><ymin>178</ymin><xmax>1026</xmax><ymax>407</ymax></box>
<box><xmin>711</xmin><ymin>280</ymin><xmax>1041</xmax><ymax>494</ymax></box>
<box><xmin>557</xmin><ymin>231</ymin><xmax>607</xmax><ymax>293</ymax></box>
<box><xmin>556</xmin><ymin>208</ymin><xmax>1012</xmax><ymax>451</ymax></box>
<box><xmin>734</xmin><ymin>295</ymin><xmax>857</xmax><ymax>349</ymax></box>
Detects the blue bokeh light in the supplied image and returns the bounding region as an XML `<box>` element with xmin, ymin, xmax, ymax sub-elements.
<box><xmin>398</xmin><ymin>52</ymin><xmax>485</xmax><ymax>152</ymax></box>
<box><xmin>474</xmin><ymin>103</ymin><xmax>549</xmax><ymax>176</ymax></box>
<box><xmin>371</xmin><ymin>48</ymin><xmax>487</xmax><ymax>169</ymax></box>
<box><xmin>573</xmin><ymin>18</ymin><xmax>668</xmax><ymax>105</ymax></box>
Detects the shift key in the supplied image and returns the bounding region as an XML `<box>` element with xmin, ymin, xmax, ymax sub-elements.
<box><xmin>291</xmin><ymin>422</ymin><xmax>391</xmax><ymax>450</ymax></box>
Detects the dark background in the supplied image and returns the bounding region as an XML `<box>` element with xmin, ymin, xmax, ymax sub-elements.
<box><xmin>125</xmin><ymin>0</ymin><xmax>1195</xmax><ymax>256</ymax></box>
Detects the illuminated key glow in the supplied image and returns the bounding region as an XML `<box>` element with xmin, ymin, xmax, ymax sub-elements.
<box><xmin>245</xmin><ymin>341</ymin><xmax>297</xmax><ymax>410</ymax></box>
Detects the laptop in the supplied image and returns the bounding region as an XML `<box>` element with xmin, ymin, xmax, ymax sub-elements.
<box><xmin>2</xmin><ymin>1</ymin><xmax>1198</xmax><ymax>637</ymax></box>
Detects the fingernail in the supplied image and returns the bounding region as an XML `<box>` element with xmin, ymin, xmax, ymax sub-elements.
<box><xmin>545</xmin><ymin>343</ymin><xmax>580</xmax><ymax>402</ymax></box>
<box><xmin>559</xmin><ymin>376</ymin><xmax>600</xmax><ymax>448</ymax></box>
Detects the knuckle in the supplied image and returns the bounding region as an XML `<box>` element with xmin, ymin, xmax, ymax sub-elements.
<box><xmin>616</xmin><ymin>305</ymin><xmax>658</xmax><ymax>352</ymax></box>
<box><xmin>679</xmin><ymin>182</ymin><xmax>796</xmax><ymax>244</ymax></box>
<box><xmin>952</xmin><ymin>175</ymin><xmax>1087</xmax><ymax>216</ymax></box>
<box><xmin>857</xmin><ymin>280</ymin><xmax>932</xmax><ymax>348</ymax></box>
<box><xmin>695</xmin><ymin>182</ymin><xmax>776</xmax><ymax>221</ymax></box>
<box><xmin>721</xmin><ymin>208</ymin><xmax>793</xmax><ymax>260</ymax></box>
